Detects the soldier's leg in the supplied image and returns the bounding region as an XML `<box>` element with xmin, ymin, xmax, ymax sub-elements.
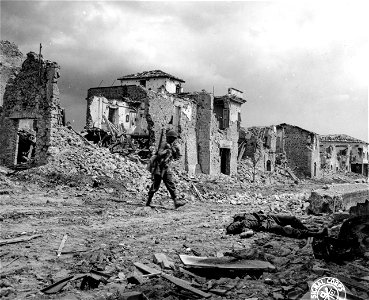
<box><xmin>147</xmin><ymin>175</ymin><xmax>162</xmax><ymax>206</ymax></box>
<box><xmin>272</xmin><ymin>215</ymin><xmax>311</xmax><ymax>231</ymax></box>
<box><xmin>268</xmin><ymin>224</ymin><xmax>328</xmax><ymax>239</ymax></box>
<box><xmin>163</xmin><ymin>171</ymin><xmax>177</xmax><ymax>200</ymax></box>
<box><xmin>163</xmin><ymin>171</ymin><xmax>185</xmax><ymax>208</ymax></box>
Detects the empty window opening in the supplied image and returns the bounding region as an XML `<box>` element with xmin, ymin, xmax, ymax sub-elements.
<box><xmin>139</xmin><ymin>80</ymin><xmax>146</xmax><ymax>87</ymax></box>
<box><xmin>126</xmin><ymin>115</ymin><xmax>130</xmax><ymax>123</ymax></box>
<box><xmin>108</xmin><ymin>107</ymin><xmax>118</xmax><ymax>125</ymax></box>
<box><xmin>220</xmin><ymin>148</ymin><xmax>231</xmax><ymax>175</ymax></box>
<box><xmin>314</xmin><ymin>162</ymin><xmax>317</xmax><ymax>177</ymax></box>
<box><xmin>358</xmin><ymin>148</ymin><xmax>363</xmax><ymax>158</ymax></box>
<box><xmin>214</xmin><ymin>100</ymin><xmax>230</xmax><ymax>130</ymax></box>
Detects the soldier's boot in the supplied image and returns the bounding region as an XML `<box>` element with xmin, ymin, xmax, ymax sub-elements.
<box><xmin>146</xmin><ymin>193</ymin><xmax>154</xmax><ymax>207</ymax></box>
<box><xmin>300</xmin><ymin>227</ymin><xmax>329</xmax><ymax>239</ymax></box>
<box><xmin>173</xmin><ymin>198</ymin><xmax>186</xmax><ymax>209</ymax></box>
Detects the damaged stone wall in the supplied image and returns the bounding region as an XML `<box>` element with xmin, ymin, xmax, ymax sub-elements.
<box><xmin>0</xmin><ymin>52</ymin><xmax>62</xmax><ymax>167</ymax></box>
<box><xmin>0</xmin><ymin>41</ymin><xmax>25</xmax><ymax>107</ymax></box>
<box><xmin>243</xmin><ymin>126</ymin><xmax>277</xmax><ymax>172</ymax></box>
<box><xmin>278</xmin><ymin>124</ymin><xmax>320</xmax><ymax>178</ymax></box>
<box><xmin>196</xmin><ymin>93</ymin><xmax>244</xmax><ymax>176</ymax></box>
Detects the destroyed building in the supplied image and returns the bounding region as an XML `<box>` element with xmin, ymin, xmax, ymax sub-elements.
<box><xmin>276</xmin><ymin>124</ymin><xmax>321</xmax><ymax>178</ymax></box>
<box><xmin>239</xmin><ymin>126</ymin><xmax>277</xmax><ymax>172</ymax></box>
<box><xmin>0</xmin><ymin>52</ymin><xmax>63</xmax><ymax>167</ymax></box>
<box><xmin>239</xmin><ymin>123</ymin><xmax>321</xmax><ymax>178</ymax></box>
<box><xmin>320</xmin><ymin>134</ymin><xmax>369</xmax><ymax>176</ymax></box>
<box><xmin>86</xmin><ymin>70</ymin><xmax>246</xmax><ymax>176</ymax></box>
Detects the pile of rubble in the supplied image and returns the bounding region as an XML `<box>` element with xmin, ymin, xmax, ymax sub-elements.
<box><xmin>17</xmin><ymin>126</ymin><xmax>150</xmax><ymax>193</ymax></box>
<box><xmin>236</xmin><ymin>158</ymin><xmax>296</xmax><ymax>185</ymax></box>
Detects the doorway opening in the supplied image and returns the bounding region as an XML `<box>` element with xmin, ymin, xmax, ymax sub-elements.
<box><xmin>220</xmin><ymin>148</ymin><xmax>231</xmax><ymax>175</ymax></box>
<box><xmin>15</xmin><ymin>119</ymin><xmax>37</xmax><ymax>165</ymax></box>
<box><xmin>266</xmin><ymin>160</ymin><xmax>271</xmax><ymax>171</ymax></box>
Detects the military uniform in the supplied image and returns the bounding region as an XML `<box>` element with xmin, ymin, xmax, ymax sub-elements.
<box><xmin>146</xmin><ymin>130</ymin><xmax>185</xmax><ymax>209</ymax></box>
<box><xmin>226</xmin><ymin>212</ymin><xmax>327</xmax><ymax>239</ymax></box>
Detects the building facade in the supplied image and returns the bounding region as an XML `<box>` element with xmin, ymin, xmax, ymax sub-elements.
<box><xmin>86</xmin><ymin>71</ymin><xmax>246</xmax><ymax>176</ymax></box>
<box><xmin>276</xmin><ymin>123</ymin><xmax>321</xmax><ymax>178</ymax></box>
<box><xmin>320</xmin><ymin>134</ymin><xmax>368</xmax><ymax>176</ymax></box>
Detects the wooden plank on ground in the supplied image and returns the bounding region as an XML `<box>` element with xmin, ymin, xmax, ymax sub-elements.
<box><xmin>0</xmin><ymin>234</ymin><xmax>42</xmax><ymax>246</ymax></box>
<box><xmin>161</xmin><ymin>273</ymin><xmax>211</xmax><ymax>298</ymax></box>
<box><xmin>191</xmin><ymin>183</ymin><xmax>204</xmax><ymax>201</ymax></box>
<box><xmin>179</xmin><ymin>254</ymin><xmax>275</xmax><ymax>272</ymax></box>
<box><xmin>134</xmin><ymin>262</ymin><xmax>162</xmax><ymax>277</ymax></box>
<box><xmin>153</xmin><ymin>253</ymin><xmax>175</xmax><ymax>269</ymax></box>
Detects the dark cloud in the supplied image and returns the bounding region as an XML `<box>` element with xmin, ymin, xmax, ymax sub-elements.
<box><xmin>1</xmin><ymin>1</ymin><xmax>367</xmax><ymax>141</ymax></box>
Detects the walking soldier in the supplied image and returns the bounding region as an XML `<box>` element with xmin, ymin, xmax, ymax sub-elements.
<box><xmin>146</xmin><ymin>130</ymin><xmax>185</xmax><ymax>209</ymax></box>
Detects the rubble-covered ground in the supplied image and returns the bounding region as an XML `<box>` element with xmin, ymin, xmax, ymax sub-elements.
<box><xmin>1</xmin><ymin>127</ymin><xmax>368</xmax><ymax>300</ymax></box>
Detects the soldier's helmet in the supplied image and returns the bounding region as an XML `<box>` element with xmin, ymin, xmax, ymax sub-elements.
<box><xmin>166</xmin><ymin>130</ymin><xmax>178</xmax><ymax>138</ymax></box>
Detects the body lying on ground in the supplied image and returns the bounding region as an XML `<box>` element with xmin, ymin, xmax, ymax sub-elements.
<box><xmin>226</xmin><ymin>211</ymin><xmax>327</xmax><ymax>239</ymax></box>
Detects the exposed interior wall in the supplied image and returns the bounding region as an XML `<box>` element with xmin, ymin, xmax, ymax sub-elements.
<box><xmin>87</xmin><ymin>96</ymin><xmax>136</xmax><ymax>133</ymax></box>
<box><xmin>0</xmin><ymin>52</ymin><xmax>62</xmax><ymax>167</ymax></box>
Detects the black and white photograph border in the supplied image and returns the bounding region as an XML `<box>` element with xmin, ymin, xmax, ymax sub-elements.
<box><xmin>0</xmin><ymin>1</ymin><xmax>368</xmax><ymax>299</ymax></box>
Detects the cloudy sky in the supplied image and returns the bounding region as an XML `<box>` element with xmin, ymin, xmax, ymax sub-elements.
<box><xmin>1</xmin><ymin>1</ymin><xmax>368</xmax><ymax>141</ymax></box>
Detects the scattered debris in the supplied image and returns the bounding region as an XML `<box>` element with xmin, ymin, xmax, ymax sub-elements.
<box><xmin>0</xmin><ymin>234</ymin><xmax>42</xmax><ymax>246</ymax></box>
<box><xmin>56</xmin><ymin>234</ymin><xmax>68</xmax><ymax>257</ymax></box>
<box><xmin>161</xmin><ymin>273</ymin><xmax>212</xmax><ymax>298</ymax></box>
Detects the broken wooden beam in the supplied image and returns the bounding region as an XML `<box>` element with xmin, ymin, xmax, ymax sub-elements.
<box><xmin>0</xmin><ymin>234</ymin><xmax>42</xmax><ymax>246</ymax></box>
<box><xmin>134</xmin><ymin>262</ymin><xmax>162</xmax><ymax>277</ymax></box>
<box><xmin>191</xmin><ymin>182</ymin><xmax>204</xmax><ymax>201</ymax></box>
<box><xmin>161</xmin><ymin>273</ymin><xmax>211</xmax><ymax>298</ymax></box>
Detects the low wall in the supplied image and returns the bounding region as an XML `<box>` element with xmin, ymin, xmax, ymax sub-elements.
<box><xmin>308</xmin><ymin>183</ymin><xmax>369</xmax><ymax>214</ymax></box>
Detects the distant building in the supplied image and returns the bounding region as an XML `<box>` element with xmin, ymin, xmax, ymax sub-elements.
<box><xmin>276</xmin><ymin>124</ymin><xmax>321</xmax><ymax>178</ymax></box>
<box><xmin>240</xmin><ymin>123</ymin><xmax>321</xmax><ymax>178</ymax></box>
<box><xmin>320</xmin><ymin>134</ymin><xmax>368</xmax><ymax>176</ymax></box>
<box><xmin>117</xmin><ymin>70</ymin><xmax>185</xmax><ymax>94</ymax></box>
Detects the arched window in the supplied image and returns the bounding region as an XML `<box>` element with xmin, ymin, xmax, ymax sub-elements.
<box><xmin>126</xmin><ymin>115</ymin><xmax>129</xmax><ymax>122</ymax></box>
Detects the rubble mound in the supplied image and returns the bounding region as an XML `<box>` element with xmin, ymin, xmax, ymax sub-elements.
<box><xmin>0</xmin><ymin>40</ymin><xmax>24</xmax><ymax>106</ymax></box>
<box><xmin>237</xmin><ymin>158</ymin><xmax>295</xmax><ymax>185</ymax></box>
<box><xmin>17</xmin><ymin>126</ymin><xmax>150</xmax><ymax>191</ymax></box>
